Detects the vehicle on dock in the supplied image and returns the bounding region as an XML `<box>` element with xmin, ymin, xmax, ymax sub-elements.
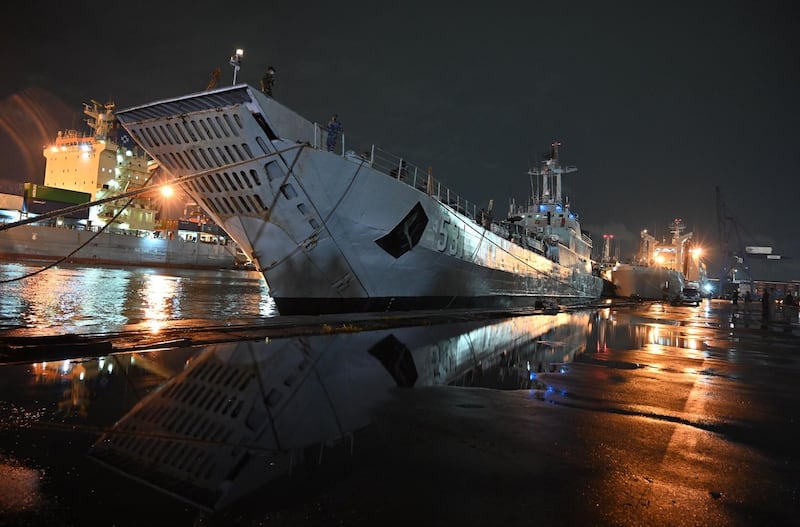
<box><xmin>678</xmin><ymin>284</ymin><xmax>702</xmax><ymax>306</ymax></box>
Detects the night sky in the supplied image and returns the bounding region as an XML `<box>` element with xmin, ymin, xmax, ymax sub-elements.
<box><xmin>2</xmin><ymin>1</ymin><xmax>798</xmax><ymax>277</ymax></box>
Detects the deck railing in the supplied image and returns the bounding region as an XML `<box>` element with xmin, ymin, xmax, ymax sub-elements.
<box><xmin>309</xmin><ymin>122</ymin><xmax>593</xmax><ymax>257</ymax></box>
<box><xmin>313</xmin><ymin>123</ymin><xmax>480</xmax><ymax>221</ymax></box>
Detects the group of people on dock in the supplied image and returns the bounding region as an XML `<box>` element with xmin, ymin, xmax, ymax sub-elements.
<box><xmin>757</xmin><ymin>288</ymin><xmax>797</xmax><ymax>320</ymax></box>
<box><xmin>731</xmin><ymin>287</ymin><xmax>796</xmax><ymax>321</ymax></box>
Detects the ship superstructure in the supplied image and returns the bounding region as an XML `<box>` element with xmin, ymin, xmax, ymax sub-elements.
<box><xmin>637</xmin><ymin>218</ymin><xmax>706</xmax><ymax>284</ymax></box>
<box><xmin>505</xmin><ymin>141</ymin><xmax>594</xmax><ymax>269</ymax></box>
<box><xmin>43</xmin><ymin>100</ymin><xmax>159</xmax><ymax>231</ymax></box>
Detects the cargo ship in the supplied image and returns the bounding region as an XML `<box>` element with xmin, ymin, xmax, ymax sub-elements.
<box><xmin>115</xmin><ymin>84</ymin><xmax>604</xmax><ymax>314</ymax></box>
<box><xmin>607</xmin><ymin>218</ymin><xmax>707</xmax><ymax>301</ymax></box>
<box><xmin>0</xmin><ymin>100</ymin><xmax>248</xmax><ymax>270</ymax></box>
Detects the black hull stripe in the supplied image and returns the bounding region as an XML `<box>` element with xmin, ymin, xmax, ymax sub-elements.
<box><xmin>273</xmin><ymin>295</ymin><xmax>597</xmax><ymax>316</ymax></box>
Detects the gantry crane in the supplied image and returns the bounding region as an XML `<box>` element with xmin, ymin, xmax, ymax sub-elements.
<box><xmin>715</xmin><ymin>186</ymin><xmax>754</xmax><ymax>297</ymax></box>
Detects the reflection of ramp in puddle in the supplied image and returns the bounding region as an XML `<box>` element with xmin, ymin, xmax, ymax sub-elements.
<box><xmin>89</xmin><ymin>335</ymin><xmax>398</xmax><ymax>511</ymax></box>
<box><xmin>88</xmin><ymin>312</ymin><xmax>592</xmax><ymax>511</ymax></box>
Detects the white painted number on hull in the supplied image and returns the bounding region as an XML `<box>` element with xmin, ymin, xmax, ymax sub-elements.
<box><xmin>436</xmin><ymin>217</ymin><xmax>464</xmax><ymax>258</ymax></box>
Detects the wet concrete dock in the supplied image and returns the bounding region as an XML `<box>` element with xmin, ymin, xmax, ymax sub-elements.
<box><xmin>0</xmin><ymin>303</ymin><xmax>601</xmax><ymax>365</ymax></box>
<box><xmin>0</xmin><ymin>299</ymin><xmax>798</xmax><ymax>526</ymax></box>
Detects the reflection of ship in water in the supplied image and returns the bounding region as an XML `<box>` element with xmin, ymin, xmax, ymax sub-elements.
<box><xmin>606</xmin><ymin>218</ymin><xmax>707</xmax><ymax>300</ymax></box>
<box><xmin>30</xmin><ymin>350</ymin><xmax>196</xmax><ymax>418</ymax></box>
<box><xmin>88</xmin><ymin>312</ymin><xmax>592</xmax><ymax>511</ymax></box>
<box><xmin>448</xmin><ymin>315</ymin><xmax>592</xmax><ymax>389</ymax></box>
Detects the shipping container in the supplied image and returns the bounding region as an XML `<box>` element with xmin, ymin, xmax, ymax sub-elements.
<box><xmin>25</xmin><ymin>198</ymin><xmax>89</xmax><ymax>219</ymax></box>
<box><xmin>24</xmin><ymin>183</ymin><xmax>91</xmax><ymax>205</ymax></box>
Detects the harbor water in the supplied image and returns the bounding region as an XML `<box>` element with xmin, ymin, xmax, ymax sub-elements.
<box><xmin>0</xmin><ymin>264</ymin><xmax>799</xmax><ymax>526</ymax></box>
<box><xmin>0</xmin><ymin>262</ymin><xmax>275</xmax><ymax>333</ymax></box>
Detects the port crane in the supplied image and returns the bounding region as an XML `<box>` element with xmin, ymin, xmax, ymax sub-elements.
<box><xmin>715</xmin><ymin>186</ymin><xmax>754</xmax><ymax>297</ymax></box>
<box><xmin>206</xmin><ymin>68</ymin><xmax>221</xmax><ymax>90</ymax></box>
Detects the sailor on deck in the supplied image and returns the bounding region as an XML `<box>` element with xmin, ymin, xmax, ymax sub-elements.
<box><xmin>326</xmin><ymin>114</ymin><xmax>343</xmax><ymax>152</ymax></box>
<box><xmin>260</xmin><ymin>66</ymin><xmax>276</xmax><ymax>96</ymax></box>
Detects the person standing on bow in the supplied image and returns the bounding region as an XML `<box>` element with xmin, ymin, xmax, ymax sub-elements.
<box><xmin>260</xmin><ymin>66</ymin><xmax>276</xmax><ymax>96</ymax></box>
<box><xmin>326</xmin><ymin>114</ymin><xmax>343</xmax><ymax>152</ymax></box>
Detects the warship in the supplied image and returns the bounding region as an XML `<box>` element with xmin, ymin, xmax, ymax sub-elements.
<box><xmin>115</xmin><ymin>85</ymin><xmax>603</xmax><ymax>314</ymax></box>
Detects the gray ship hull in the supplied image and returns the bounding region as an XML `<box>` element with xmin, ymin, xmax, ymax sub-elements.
<box><xmin>117</xmin><ymin>85</ymin><xmax>603</xmax><ymax>314</ymax></box>
<box><xmin>610</xmin><ymin>263</ymin><xmax>685</xmax><ymax>300</ymax></box>
<box><xmin>0</xmin><ymin>223</ymin><xmax>242</xmax><ymax>270</ymax></box>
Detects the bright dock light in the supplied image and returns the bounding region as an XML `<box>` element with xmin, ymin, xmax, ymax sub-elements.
<box><xmin>230</xmin><ymin>48</ymin><xmax>244</xmax><ymax>84</ymax></box>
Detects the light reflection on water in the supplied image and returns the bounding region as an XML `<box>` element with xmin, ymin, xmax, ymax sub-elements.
<box><xmin>0</xmin><ymin>262</ymin><xmax>276</xmax><ymax>332</ymax></box>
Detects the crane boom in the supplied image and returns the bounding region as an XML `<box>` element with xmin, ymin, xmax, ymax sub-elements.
<box><xmin>716</xmin><ymin>186</ymin><xmax>753</xmax><ymax>297</ymax></box>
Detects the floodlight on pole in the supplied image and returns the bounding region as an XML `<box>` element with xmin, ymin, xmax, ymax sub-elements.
<box><xmin>229</xmin><ymin>48</ymin><xmax>244</xmax><ymax>85</ymax></box>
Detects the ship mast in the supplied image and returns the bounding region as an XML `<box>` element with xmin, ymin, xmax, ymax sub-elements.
<box><xmin>83</xmin><ymin>99</ymin><xmax>116</xmax><ymax>140</ymax></box>
<box><xmin>669</xmin><ymin>218</ymin><xmax>693</xmax><ymax>274</ymax></box>
<box><xmin>528</xmin><ymin>141</ymin><xmax>577</xmax><ymax>206</ymax></box>
<box><xmin>669</xmin><ymin>218</ymin><xmax>685</xmax><ymax>243</ymax></box>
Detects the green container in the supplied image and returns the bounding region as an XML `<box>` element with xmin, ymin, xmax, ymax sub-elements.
<box><xmin>25</xmin><ymin>183</ymin><xmax>91</xmax><ymax>205</ymax></box>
